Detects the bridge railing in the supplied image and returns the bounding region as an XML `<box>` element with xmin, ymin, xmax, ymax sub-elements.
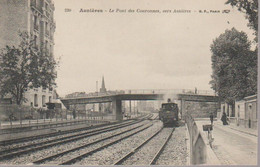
<box><xmin>63</xmin><ymin>89</ymin><xmax>215</xmax><ymax>99</ymax></box>
<box><xmin>124</xmin><ymin>89</ymin><xmax>215</xmax><ymax>96</ymax></box>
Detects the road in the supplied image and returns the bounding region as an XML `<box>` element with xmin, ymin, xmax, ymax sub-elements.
<box><xmin>211</xmin><ymin>123</ymin><xmax>257</xmax><ymax>165</ymax></box>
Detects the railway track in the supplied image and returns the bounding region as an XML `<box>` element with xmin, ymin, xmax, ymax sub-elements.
<box><xmin>33</xmin><ymin>122</ymin><xmax>154</xmax><ymax>165</ymax></box>
<box><xmin>0</xmin><ymin>114</ymin><xmax>150</xmax><ymax>147</ymax></box>
<box><xmin>0</xmin><ymin>121</ymin><xmax>110</xmax><ymax>146</ymax></box>
<box><xmin>113</xmin><ymin>127</ymin><xmax>175</xmax><ymax>165</ymax></box>
<box><xmin>0</xmin><ymin>115</ymin><xmax>153</xmax><ymax>162</ymax></box>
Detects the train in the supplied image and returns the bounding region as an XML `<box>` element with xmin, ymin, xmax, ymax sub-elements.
<box><xmin>159</xmin><ymin>99</ymin><xmax>179</xmax><ymax>127</ymax></box>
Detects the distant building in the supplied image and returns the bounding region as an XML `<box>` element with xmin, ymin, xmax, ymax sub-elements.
<box><xmin>137</xmin><ymin>101</ymin><xmax>157</xmax><ymax>112</ymax></box>
<box><xmin>0</xmin><ymin>0</ymin><xmax>56</xmax><ymax>109</ymax></box>
<box><xmin>64</xmin><ymin>77</ymin><xmax>125</xmax><ymax>114</ymax></box>
<box><xmin>65</xmin><ymin>92</ymin><xmax>86</xmax><ymax>98</ymax></box>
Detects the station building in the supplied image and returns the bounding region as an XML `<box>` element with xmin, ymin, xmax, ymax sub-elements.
<box><xmin>0</xmin><ymin>0</ymin><xmax>56</xmax><ymax>109</ymax></box>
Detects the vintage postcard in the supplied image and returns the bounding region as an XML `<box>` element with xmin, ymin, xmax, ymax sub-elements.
<box><xmin>0</xmin><ymin>0</ymin><xmax>258</xmax><ymax>166</ymax></box>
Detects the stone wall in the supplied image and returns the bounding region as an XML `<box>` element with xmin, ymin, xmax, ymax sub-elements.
<box><xmin>185</xmin><ymin>101</ymin><xmax>218</xmax><ymax>118</ymax></box>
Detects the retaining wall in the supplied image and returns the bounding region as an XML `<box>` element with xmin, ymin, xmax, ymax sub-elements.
<box><xmin>185</xmin><ymin>114</ymin><xmax>220</xmax><ymax>165</ymax></box>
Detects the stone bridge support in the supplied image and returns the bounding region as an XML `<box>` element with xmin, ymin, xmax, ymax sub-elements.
<box><xmin>112</xmin><ymin>99</ymin><xmax>123</xmax><ymax>121</ymax></box>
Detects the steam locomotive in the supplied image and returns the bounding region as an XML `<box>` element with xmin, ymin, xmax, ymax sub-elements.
<box><xmin>159</xmin><ymin>99</ymin><xmax>179</xmax><ymax>127</ymax></box>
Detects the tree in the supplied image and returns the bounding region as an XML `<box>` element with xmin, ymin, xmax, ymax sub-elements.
<box><xmin>210</xmin><ymin>28</ymin><xmax>256</xmax><ymax>113</ymax></box>
<box><xmin>0</xmin><ymin>31</ymin><xmax>57</xmax><ymax>105</ymax></box>
<box><xmin>226</xmin><ymin>0</ymin><xmax>258</xmax><ymax>91</ymax></box>
<box><xmin>226</xmin><ymin>0</ymin><xmax>258</xmax><ymax>42</ymax></box>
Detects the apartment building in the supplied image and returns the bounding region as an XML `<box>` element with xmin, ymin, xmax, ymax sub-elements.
<box><xmin>0</xmin><ymin>0</ymin><xmax>56</xmax><ymax>108</ymax></box>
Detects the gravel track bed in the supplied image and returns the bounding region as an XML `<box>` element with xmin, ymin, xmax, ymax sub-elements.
<box><xmin>77</xmin><ymin>121</ymin><xmax>163</xmax><ymax>165</ymax></box>
<box><xmin>0</xmin><ymin>121</ymin><xmax>135</xmax><ymax>152</ymax></box>
<box><xmin>0</xmin><ymin>121</ymin><xmax>146</xmax><ymax>165</ymax></box>
<box><xmin>155</xmin><ymin>125</ymin><xmax>188</xmax><ymax>165</ymax></box>
<box><xmin>44</xmin><ymin>121</ymin><xmax>156</xmax><ymax>165</ymax></box>
<box><xmin>121</xmin><ymin>127</ymin><xmax>172</xmax><ymax>165</ymax></box>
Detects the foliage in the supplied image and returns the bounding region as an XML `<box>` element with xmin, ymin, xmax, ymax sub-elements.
<box><xmin>210</xmin><ymin>28</ymin><xmax>257</xmax><ymax>106</ymax></box>
<box><xmin>226</xmin><ymin>0</ymin><xmax>258</xmax><ymax>42</ymax></box>
<box><xmin>0</xmin><ymin>31</ymin><xmax>57</xmax><ymax>105</ymax></box>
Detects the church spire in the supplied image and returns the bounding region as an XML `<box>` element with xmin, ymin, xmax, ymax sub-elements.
<box><xmin>100</xmin><ymin>76</ymin><xmax>107</xmax><ymax>93</ymax></box>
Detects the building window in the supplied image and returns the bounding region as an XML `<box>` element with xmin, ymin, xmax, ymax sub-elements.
<box><xmin>49</xmin><ymin>44</ymin><xmax>52</xmax><ymax>55</ymax></box>
<box><xmin>42</xmin><ymin>95</ymin><xmax>46</xmax><ymax>107</ymax></box>
<box><xmin>34</xmin><ymin>35</ymin><xmax>37</xmax><ymax>47</ymax></box>
<box><xmin>34</xmin><ymin>15</ymin><xmax>38</xmax><ymax>31</ymax></box>
<box><xmin>45</xmin><ymin>2</ymin><xmax>48</xmax><ymax>10</ymax></box>
<box><xmin>248</xmin><ymin>104</ymin><xmax>252</xmax><ymax>115</ymax></box>
<box><xmin>34</xmin><ymin>94</ymin><xmax>38</xmax><ymax>107</ymax></box>
<box><xmin>31</xmin><ymin>0</ymin><xmax>36</xmax><ymax>6</ymax></box>
<box><xmin>45</xmin><ymin>22</ymin><xmax>49</xmax><ymax>35</ymax></box>
<box><xmin>45</xmin><ymin>40</ymin><xmax>48</xmax><ymax>52</ymax></box>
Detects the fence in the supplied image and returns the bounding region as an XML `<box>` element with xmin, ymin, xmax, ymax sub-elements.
<box><xmin>0</xmin><ymin>104</ymin><xmax>114</xmax><ymax>130</ymax></box>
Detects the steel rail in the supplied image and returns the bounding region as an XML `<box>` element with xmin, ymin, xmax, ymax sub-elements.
<box><xmin>0</xmin><ymin>122</ymin><xmax>105</xmax><ymax>145</ymax></box>
<box><xmin>0</xmin><ymin>119</ymin><xmax>147</xmax><ymax>160</ymax></box>
<box><xmin>33</xmin><ymin>123</ymin><xmax>151</xmax><ymax>165</ymax></box>
<box><xmin>113</xmin><ymin>126</ymin><xmax>163</xmax><ymax>165</ymax></box>
<box><xmin>0</xmin><ymin>113</ymin><xmax>150</xmax><ymax>146</ymax></box>
<box><xmin>59</xmin><ymin>123</ymin><xmax>154</xmax><ymax>165</ymax></box>
<box><xmin>0</xmin><ymin>114</ymin><xmax>152</xmax><ymax>154</ymax></box>
<box><xmin>149</xmin><ymin>127</ymin><xmax>175</xmax><ymax>165</ymax></box>
<box><xmin>0</xmin><ymin>120</ymin><xmax>137</xmax><ymax>155</ymax></box>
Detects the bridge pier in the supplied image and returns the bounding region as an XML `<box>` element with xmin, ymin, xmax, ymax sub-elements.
<box><xmin>112</xmin><ymin>99</ymin><xmax>123</xmax><ymax>121</ymax></box>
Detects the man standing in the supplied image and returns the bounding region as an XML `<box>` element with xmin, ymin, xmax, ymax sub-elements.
<box><xmin>210</xmin><ymin>112</ymin><xmax>214</xmax><ymax>125</ymax></box>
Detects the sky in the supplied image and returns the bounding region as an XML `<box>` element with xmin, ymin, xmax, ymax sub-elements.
<box><xmin>53</xmin><ymin>0</ymin><xmax>256</xmax><ymax>97</ymax></box>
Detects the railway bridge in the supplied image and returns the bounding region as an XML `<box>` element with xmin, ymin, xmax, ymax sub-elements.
<box><xmin>61</xmin><ymin>92</ymin><xmax>219</xmax><ymax>120</ymax></box>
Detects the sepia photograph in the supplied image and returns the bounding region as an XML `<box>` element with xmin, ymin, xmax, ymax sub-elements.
<box><xmin>0</xmin><ymin>0</ymin><xmax>258</xmax><ymax>166</ymax></box>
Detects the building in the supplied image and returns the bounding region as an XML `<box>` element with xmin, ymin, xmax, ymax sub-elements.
<box><xmin>220</xmin><ymin>94</ymin><xmax>257</xmax><ymax>129</ymax></box>
<box><xmin>65</xmin><ymin>92</ymin><xmax>86</xmax><ymax>98</ymax></box>
<box><xmin>244</xmin><ymin>95</ymin><xmax>257</xmax><ymax>129</ymax></box>
<box><xmin>0</xmin><ymin>0</ymin><xmax>56</xmax><ymax>109</ymax></box>
<box><xmin>220</xmin><ymin>102</ymin><xmax>233</xmax><ymax>119</ymax></box>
